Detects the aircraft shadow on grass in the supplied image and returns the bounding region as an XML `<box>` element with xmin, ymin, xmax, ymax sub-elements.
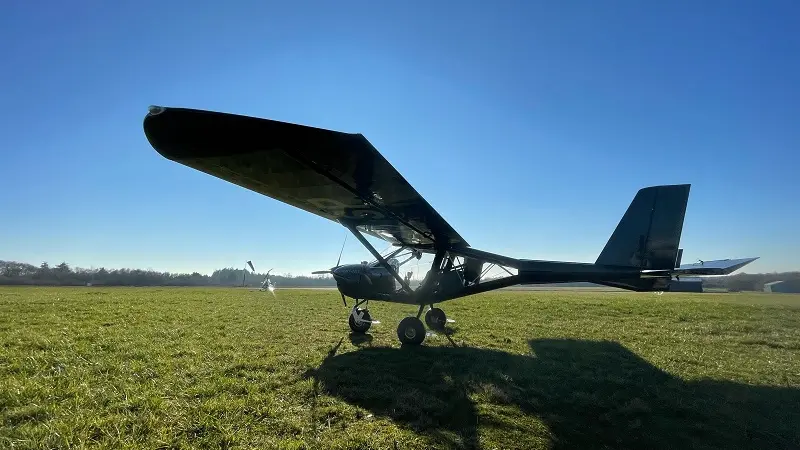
<box><xmin>305</xmin><ymin>335</ymin><xmax>799</xmax><ymax>450</ymax></box>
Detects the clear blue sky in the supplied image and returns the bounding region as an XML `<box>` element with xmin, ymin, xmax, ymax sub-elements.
<box><xmin>2</xmin><ymin>1</ymin><xmax>798</xmax><ymax>275</ymax></box>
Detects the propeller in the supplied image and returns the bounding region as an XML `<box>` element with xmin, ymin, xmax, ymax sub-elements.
<box><xmin>312</xmin><ymin>233</ymin><xmax>348</xmax><ymax>275</ymax></box>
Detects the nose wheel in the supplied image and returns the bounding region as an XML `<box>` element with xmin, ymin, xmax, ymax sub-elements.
<box><xmin>348</xmin><ymin>306</ymin><xmax>372</xmax><ymax>333</ymax></box>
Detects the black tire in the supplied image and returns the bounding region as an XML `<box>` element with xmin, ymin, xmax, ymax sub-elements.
<box><xmin>349</xmin><ymin>308</ymin><xmax>372</xmax><ymax>333</ymax></box>
<box><xmin>397</xmin><ymin>317</ymin><xmax>425</xmax><ymax>345</ymax></box>
<box><xmin>424</xmin><ymin>307</ymin><xmax>447</xmax><ymax>330</ymax></box>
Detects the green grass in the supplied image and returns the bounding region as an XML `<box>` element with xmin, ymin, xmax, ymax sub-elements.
<box><xmin>1</xmin><ymin>287</ymin><xmax>799</xmax><ymax>449</ymax></box>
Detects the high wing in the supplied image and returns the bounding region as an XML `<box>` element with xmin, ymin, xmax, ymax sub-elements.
<box><xmin>142</xmin><ymin>106</ymin><xmax>468</xmax><ymax>249</ymax></box>
<box><xmin>673</xmin><ymin>257</ymin><xmax>759</xmax><ymax>276</ymax></box>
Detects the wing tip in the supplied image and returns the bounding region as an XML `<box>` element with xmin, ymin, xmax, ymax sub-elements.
<box><xmin>147</xmin><ymin>105</ymin><xmax>167</xmax><ymax>116</ymax></box>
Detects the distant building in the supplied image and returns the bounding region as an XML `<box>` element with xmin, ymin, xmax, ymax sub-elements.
<box><xmin>764</xmin><ymin>280</ymin><xmax>800</xmax><ymax>293</ymax></box>
<box><xmin>670</xmin><ymin>277</ymin><xmax>703</xmax><ymax>292</ymax></box>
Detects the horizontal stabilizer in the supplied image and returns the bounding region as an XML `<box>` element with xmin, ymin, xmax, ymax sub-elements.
<box><xmin>673</xmin><ymin>257</ymin><xmax>759</xmax><ymax>276</ymax></box>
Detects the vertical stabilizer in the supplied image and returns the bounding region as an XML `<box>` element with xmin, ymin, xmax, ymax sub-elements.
<box><xmin>596</xmin><ymin>184</ymin><xmax>690</xmax><ymax>270</ymax></box>
<box><xmin>675</xmin><ymin>249</ymin><xmax>684</xmax><ymax>269</ymax></box>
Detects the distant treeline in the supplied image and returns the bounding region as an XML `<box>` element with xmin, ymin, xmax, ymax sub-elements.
<box><xmin>1</xmin><ymin>260</ymin><xmax>798</xmax><ymax>291</ymax></box>
<box><xmin>0</xmin><ymin>260</ymin><xmax>336</xmax><ymax>287</ymax></box>
<box><xmin>700</xmin><ymin>271</ymin><xmax>800</xmax><ymax>292</ymax></box>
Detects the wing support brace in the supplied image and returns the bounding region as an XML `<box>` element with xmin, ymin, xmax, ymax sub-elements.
<box><xmin>342</xmin><ymin>221</ymin><xmax>415</xmax><ymax>295</ymax></box>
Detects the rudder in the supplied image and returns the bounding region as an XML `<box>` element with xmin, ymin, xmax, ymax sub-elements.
<box><xmin>596</xmin><ymin>184</ymin><xmax>690</xmax><ymax>270</ymax></box>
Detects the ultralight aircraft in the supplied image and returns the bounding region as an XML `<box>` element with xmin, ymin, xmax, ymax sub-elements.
<box><xmin>143</xmin><ymin>106</ymin><xmax>757</xmax><ymax>345</ymax></box>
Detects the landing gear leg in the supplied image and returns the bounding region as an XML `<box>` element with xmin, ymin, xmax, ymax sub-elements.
<box><xmin>348</xmin><ymin>299</ymin><xmax>372</xmax><ymax>333</ymax></box>
<box><xmin>425</xmin><ymin>305</ymin><xmax>447</xmax><ymax>330</ymax></box>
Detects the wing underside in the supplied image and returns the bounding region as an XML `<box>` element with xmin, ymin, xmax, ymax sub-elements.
<box><xmin>143</xmin><ymin>106</ymin><xmax>468</xmax><ymax>249</ymax></box>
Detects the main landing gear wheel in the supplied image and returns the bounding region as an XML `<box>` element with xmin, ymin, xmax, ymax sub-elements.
<box><xmin>397</xmin><ymin>317</ymin><xmax>425</xmax><ymax>345</ymax></box>
<box><xmin>425</xmin><ymin>307</ymin><xmax>447</xmax><ymax>330</ymax></box>
<box><xmin>349</xmin><ymin>308</ymin><xmax>372</xmax><ymax>333</ymax></box>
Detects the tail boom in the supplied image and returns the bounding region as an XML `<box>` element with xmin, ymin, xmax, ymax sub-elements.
<box><xmin>433</xmin><ymin>184</ymin><xmax>756</xmax><ymax>298</ymax></box>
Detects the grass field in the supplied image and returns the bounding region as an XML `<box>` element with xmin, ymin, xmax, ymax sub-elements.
<box><xmin>1</xmin><ymin>287</ymin><xmax>799</xmax><ymax>449</ymax></box>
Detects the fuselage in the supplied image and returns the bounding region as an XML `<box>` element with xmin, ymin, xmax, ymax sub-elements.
<box><xmin>331</xmin><ymin>263</ymin><xmax>399</xmax><ymax>300</ymax></box>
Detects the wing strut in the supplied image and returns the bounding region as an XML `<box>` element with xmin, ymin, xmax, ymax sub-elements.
<box><xmin>342</xmin><ymin>222</ymin><xmax>415</xmax><ymax>295</ymax></box>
